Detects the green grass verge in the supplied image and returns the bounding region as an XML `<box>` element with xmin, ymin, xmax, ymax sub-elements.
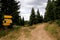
<box><xmin>0</xmin><ymin>26</ymin><xmax>21</xmax><ymax>38</ymax></box>
<box><xmin>45</xmin><ymin>23</ymin><xmax>60</xmax><ymax>40</ymax></box>
<box><xmin>0</xmin><ymin>30</ymin><xmax>7</xmax><ymax>38</ymax></box>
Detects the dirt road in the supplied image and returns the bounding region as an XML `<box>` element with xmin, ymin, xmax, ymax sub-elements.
<box><xmin>17</xmin><ymin>24</ymin><xmax>55</xmax><ymax>40</ymax></box>
<box><xmin>0</xmin><ymin>23</ymin><xmax>55</xmax><ymax>40</ymax></box>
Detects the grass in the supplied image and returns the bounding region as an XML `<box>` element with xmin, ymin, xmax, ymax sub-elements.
<box><xmin>0</xmin><ymin>24</ymin><xmax>36</xmax><ymax>40</ymax></box>
<box><xmin>29</xmin><ymin>26</ymin><xmax>36</xmax><ymax>29</ymax></box>
<box><xmin>0</xmin><ymin>25</ymin><xmax>34</xmax><ymax>40</ymax></box>
<box><xmin>0</xmin><ymin>30</ymin><xmax>7</xmax><ymax>38</ymax></box>
<box><xmin>55</xmin><ymin>20</ymin><xmax>60</xmax><ymax>26</ymax></box>
<box><xmin>0</xmin><ymin>26</ymin><xmax>22</xmax><ymax>40</ymax></box>
<box><xmin>0</xmin><ymin>26</ymin><xmax>21</xmax><ymax>38</ymax></box>
<box><xmin>45</xmin><ymin>23</ymin><xmax>60</xmax><ymax>40</ymax></box>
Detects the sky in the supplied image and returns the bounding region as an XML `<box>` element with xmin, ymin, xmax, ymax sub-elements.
<box><xmin>17</xmin><ymin>0</ymin><xmax>48</xmax><ymax>21</ymax></box>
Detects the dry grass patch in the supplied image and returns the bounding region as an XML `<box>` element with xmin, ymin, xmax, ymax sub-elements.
<box><xmin>45</xmin><ymin>23</ymin><xmax>60</xmax><ymax>40</ymax></box>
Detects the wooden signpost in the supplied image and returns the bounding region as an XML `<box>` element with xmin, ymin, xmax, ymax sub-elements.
<box><xmin>2</xmin><ymin>15</ymin><xmax>13</xmax><ymax>26</ymax></box>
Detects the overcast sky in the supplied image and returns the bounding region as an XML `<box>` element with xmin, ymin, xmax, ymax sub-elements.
<box><xmin>17</xmin><ymin>0</ymin><xmax>48</xmax><ymax>21</ymax></box>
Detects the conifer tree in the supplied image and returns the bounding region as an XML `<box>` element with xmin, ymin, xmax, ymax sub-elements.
<box><xmin>44</xmin><ymin>0</ymin><xmax>55</xmax><ymax>22</ymax></box>
<box><xmin>52</xmin><ymin>0</ymin><xmax>56</xmax><ymax>20</ymax></box>
<box><xmin>44</xmin><ymin>0</ymin><xmax>51</xmax><ymax>22</ymax></box>
<box><xmin>19</xmin><ymin>17</ymin><xmax>25</xmax><ymax>26</ymax></box>
<box><xmin>1</xmin><ymin>0</ymin><xmax>20</xmax><ymax>25</ymax></box>
<box><xmin>19</xmin><ymin>16</ymin><xmax>21</xmax><ymax>25</ymax></box>
<box><xmin>29</xmin><ymin>8</ymin><xmax>36</xmax><ymax>25</ymax></box>
<box><xmin>21</xmin><ymin>17</ymin><xmax>25</xmax><ymax>26</ymax></box>
<box><xmin>22</xmin><ymin>17</ymin><xmax>25</xmax><ymax>25</ymax></box>
<box><xmin>36</xmin><ymin>9</ymin><xmax>43</xmax><ymax>23</ymax></box>
<box><xmin>55</xmin><ymin>0</ymin><xmax>60</xmax><ymax>20</ymax></box>
<box><xmin>0</xmin><ymin>0</ymin><xmax>3</xmax><ymax>28</ymax></box>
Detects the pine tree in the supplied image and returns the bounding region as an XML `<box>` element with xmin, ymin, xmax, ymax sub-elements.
<box><xmin>44</xmin><ymin>0</ymin><xmax>51</xmax><ymax>22</ymax></box>
<box><xmin>19</xmin><ymin>16</ymin><xmax>21</xmax><ymax>25</ymax></box>
<box><xmin>21</xmin><ymin>17</ymin><xmax>24</xmax><ymax>26</ymax></box>
<box><xmin>44</xmin><ymin>0</ymin><xmax>55</xmax><ymax>22</ymax></box>
<box><xmin>0</xmin><ymin>0</ymin><xmax>4</xmax><ymax>28</ymax></box>
<box><xmin>19</xmin><ymin>17</ymin><xmax>25</xmax><ymax>26</ymax></box>
<box><xmin>1</xmin><ymin>0</ymin><xmax>20</xmax><ymax>25</ymax></box>
<box><xmin>55</xmin><ymin>0</ymin><xmax>60</xmax><ymax>20</ymax></box>
<box><xmin>20</xmin><ymin>17</ymin><xmax>24</xmax><ymax>26</ymax></box>
<box><xmin>29</xmin><ymin>8</ymin><xmax>36</xmax><ymax>25</ymax></box>
<box><xmin>36</xmin><ymin>9</ymin><xmax>43</xmax><ymax>23</ymax></box>
<box><xmin>52</xmin><ymin>0</ymin><xmax>56</xmax><ymax>20</ymax></box>
<box><xmin>40</xmin><ymin>15</ymin><xmax>43</xmax><ymax>22</ymax></box>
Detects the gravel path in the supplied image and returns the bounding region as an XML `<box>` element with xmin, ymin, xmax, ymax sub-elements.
<box><xmin>17</xmin><ymin>24</ymin><xmax>55</xmax><ymax>40</ymax></box>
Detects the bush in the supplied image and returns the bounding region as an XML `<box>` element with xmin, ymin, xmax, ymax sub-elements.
<box><xmin>0</xmin><ymin>30</ymin><xmax>7</xmax><ymax>38</ymax></box>
<box><xmin>55</xmin><ymin>20</ymin><xmax>60</xmax><ymax>26</ymax></box>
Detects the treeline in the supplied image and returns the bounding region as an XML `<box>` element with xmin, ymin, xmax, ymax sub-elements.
<box><xmin>0</xmin><ymin>0</ymin><xmax>43</xmax><ymax>27</ymax></box>
<box><xmin>0</xmin><ymin>0</ymin><xmax>25</xmax><ymax>29</ymax></box>
<box><xmin>29</xmin><ymin>8</ymin><xmax>43</xmax><ymax>25</ymax></box>
<box><xmin>29</xmin><ymin>0</ymin><xmax>60</xmax><ymax>25</ymax></box>
<box><xmin>44</xmin><ymin>0</ymin><xmax>60</xmax><ymax>22</ymax></box>
<box><xmin>0</xmin><ymin>0</ymin><xmax>60</xmax><ymax>28</ymax></box>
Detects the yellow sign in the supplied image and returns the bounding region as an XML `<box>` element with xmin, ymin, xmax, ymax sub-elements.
<box><xmin>3</xmin><ymin>15</ymin><xmax>12</xmax><ymax>26</ymax></box>
<box><xmin>4</xmin><ymin>15</ymin><xmax>12</xmax><ymax>18</ymax></box>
